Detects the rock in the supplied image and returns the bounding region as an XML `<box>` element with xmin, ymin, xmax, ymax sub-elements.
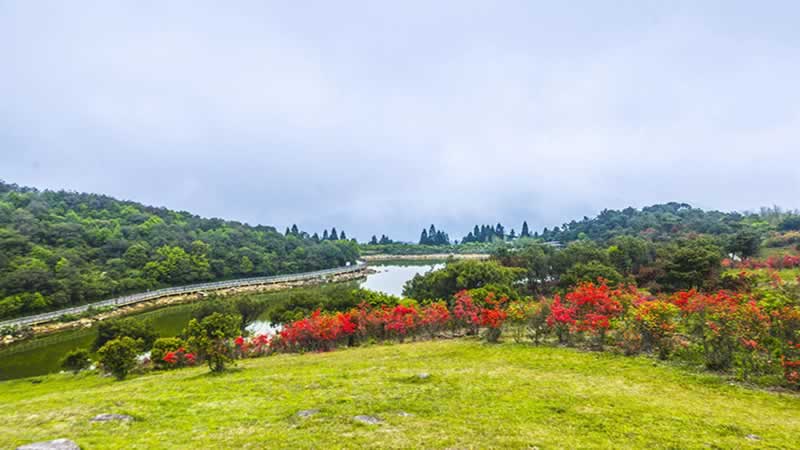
<box><xmin>16</xmin><ymin>439</ymin><xmax>81</xmax><ymax>450</ymax></box>
<box><xmin>353</xmin><ymin>415</ymin><xmax>382</xmax><ymax>425</ymax></box>
<box><xmin>90</xmin><ymin>413</ymin><xmax>133</xmax><ymax>422</ymax></box>
<box><xmin>745</xmin><ymin>434</ymin><xmax>762</xmax><ymax>441</ymax></box>
<box><xmin>417</xmin><ymin>373</ymin><xmax>430</xmax><ymax>379</ymax></box>
<box><xmin>296</xmin><ymin>409</ymin><xmax>319</xmax><ymax>418</ymax></box>
<box><xmin>397</xmin><ymin>411</ymin><xmax>413</xmax><ymax>417</ymax></box>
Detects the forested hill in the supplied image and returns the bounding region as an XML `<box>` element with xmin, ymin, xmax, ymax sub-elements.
<box><xmin>0</xmin><ymin>181</ymin><xmax>359</xmax><ymax>319</ymax></box>
<box><xmin>531</xmin><ymin>202</ymin><xmax>799</xmax><ymax>243</ymax></box>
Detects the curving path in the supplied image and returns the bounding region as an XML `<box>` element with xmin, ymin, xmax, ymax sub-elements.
<box><xmin>0</xmin><ymin>262</ymin><xmax>367</xmax><ymax>329</ymax></box>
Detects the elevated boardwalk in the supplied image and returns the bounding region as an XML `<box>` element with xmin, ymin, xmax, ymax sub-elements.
<box><xmin>0</xmin><ymin>262</ymin><xmax>367</xmax><ymax>329</ymax></box>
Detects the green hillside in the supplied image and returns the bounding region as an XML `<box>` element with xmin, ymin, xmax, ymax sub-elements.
<box><xmin>0</xmin><ymin>181</ymin><xmax>358</xmax><ymax>320</ymax></box>
<box><xmin>2</xmin><ymin>339</ymin><xmax>798</xmax><ymax>449</ymax></box>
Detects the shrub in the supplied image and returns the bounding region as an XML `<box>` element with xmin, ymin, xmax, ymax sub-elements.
<box><xmin>632</xmin><ymin>300</ymin><xmax>679</xmax><ymax>359</ymax></box>
<box><xmin>548</xmin><ymin>281</ymin><xmax>625</xmax><ymax>349</ymax></box>
<box><xmin>97</xmin><ymin>337</ymin><xmax>140</xmax><ymax>380</ymax></box>
<box><xmin>186</xmin><ymin>313</ymin><xmax>241</xmax><ymax>372</ymax></box>
<box><xmin>61</xmin><ymin>348</ymin><xmax>92</xmax><ymax>374</ymax></box>
<box><xmin>151</xmin><ymin>337</ymin><xmax>186</xmax><ymax>369</ymax></box>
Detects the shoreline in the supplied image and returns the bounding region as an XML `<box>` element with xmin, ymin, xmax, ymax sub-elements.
<box><xmin>1</xmin><ymin>269</ymin><xmax>368</xmax><ymax>348</ymax></box>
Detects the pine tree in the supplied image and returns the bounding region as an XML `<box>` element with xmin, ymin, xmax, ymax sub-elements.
<box><xmin>330</xmin><ymin>228</ymin><xmax>339</xmax><ymax>240</ymax></box>
<box><xmin>322</xmin><ymin>229</ymin><xmax>329</xmax><ymax>240</ymax></box>
<box><xmin>290</xmin><ymin>224</ymin><xmax>299</xmax><ymax>235</ymax></box>
<box><xmin>473</xmin><ymin>225</ymin><xmax>480</xmax><ymax>241</ymax></box>
<box><xmin>509</xmin><ymin>229</ymin><xmax>516</xmax><ymax>239</ymax></box>
<box><xmin>340</xmin><ymin>230</ymin><xmax>347</xmax><ymax>240</ymax></box>
<box><xmin>369</xmin><ymin>235</ymin><xmax>378</xmax><ymax>245</ymax></box>
<box><xmin>521</xmin><ymin>221</ymin><xmax>530</xmax><ymax>238</ymax></box>
<box><xmin>419</xmin><ymin>229</ymin><xmax>429</xmax><ymax>245</ymax></box>
<box><xmin>312</xmin><ymin>232</ymin><xmax>320</xmax><ymax>242</ymax></box>
<box><xmin>285</xmin><ymin>227</ymin><xmax>291</xmax><ymax>236</ymax></box>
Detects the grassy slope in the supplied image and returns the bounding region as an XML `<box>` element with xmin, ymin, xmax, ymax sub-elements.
<box><xmin>2</xmin><ymin>340</ymin><xmax>799</xmax><ymax>449</ymax></box>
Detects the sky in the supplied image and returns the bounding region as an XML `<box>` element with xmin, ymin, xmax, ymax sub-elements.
<box><xmin>2</xmin><ymin>1</ymin><xmax>799</xmax><ymax>242</ymax></box>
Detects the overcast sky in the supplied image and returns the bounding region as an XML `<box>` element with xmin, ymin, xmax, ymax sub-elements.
<box><xmin>2</xmin><ymin>1</ymin><xmax>799</xmax><ymax>241</ymax></box>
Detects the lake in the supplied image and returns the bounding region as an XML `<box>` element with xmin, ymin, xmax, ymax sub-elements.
<box><xmin>0</xmin><ymin>261</ymin><xmax>443</xmax><ymax>380</ymax></box>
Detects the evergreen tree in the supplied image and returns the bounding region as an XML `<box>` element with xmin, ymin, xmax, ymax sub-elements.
<box><xmin>322</xmin><ymin>229</ymin><xmax>329</xmax><ymax>240</ymax></box>
<box><xmin>496</xmin><ymin>223</ymin><xmax>505</xmax><ymax>240</ymax></box>
<box><xmin>429</xmin><ymin>225</ymin><xmax>437</xmax><ymax>240</ymax></box>
<box><xmin>330</xmin><ymin>228</ymin><xmax>339</xmax><ymax>240</ymax></box>
<box><xmin>312</xmin><ymin>232</ymin><xmax>320</xmax><ymax>242</ymax></box>
<box><xmin>473</xmin><ymin>225</ymin><xmax>480</xmax><ymax>241</ymax></box>
<box><xmin>521</xmin><ymin>221</ymin><xmax>530</xmax><ymax>238</ymax></box>
<box><xmin>285</xmin><ymin>227</ymin><xmax>291</xmax><ymax>236</ymax></box>
<box><xmin>369</xmin><ymin>235</ymin><xmax>378</xmax><ymax>245</ymax></box>
<box><xmin>290</xmin><ymin>224</ymin><xmax>299</xmax><ymax>235</ymax></box>
<box><xmin>509</xmin><ymin>229</ymin><xmax>516</xmax><ymax>239</ymax></box>
<box><xmin>419</xmin><ymin>229</ymin><xmax>429</xmax><ymax>245</ymax></box>
<box><xmin>340</xmin><ymin>230</ymin><xmax>347</xmax><ymax>240</ymax></box>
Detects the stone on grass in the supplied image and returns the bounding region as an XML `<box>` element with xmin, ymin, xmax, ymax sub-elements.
<box><xmin>745</xmin><ymin>434</ymin><xmax>762</xmax><ymax>441</ymax></box>
<box><xmin>397</xmin><ymin>411</ymin><xmax>413</xmax><ymax>417</ymax></box>
<box><xmin>296</xmin><ymin>409</ymin><xmax>319</xmax><ymax>418</ymax></box>
<box><xmin>16</xmin><ymin>439</ymin><xmax>80</xmax><ymax>450</ymax></box>
<box><xmin>353</xmin><ymin>415</ymin><xmax>382</xmax><ymax>425</ymax></box>
<box><xmin>90</xmin><ymin>413</ymin><xmax>133</xmax><ymax>422</ymax></box>
<box><xmin>417</xmin><ymin>373</ymin><xmax>430</xmax><ymax>380</ymax></box>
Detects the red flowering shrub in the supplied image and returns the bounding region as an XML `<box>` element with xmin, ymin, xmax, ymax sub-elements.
<box><xmin>478</xmin><ymin>293</ymin><xmax>508</xmax><ymax>343</ymax></box>
<box><xmin>276</xmin><ymin>309</ymin><xmax>355</xmax><ymax>352</ymax></box>
<box><xmin>632</xmin><ymin>299</ymin><xmax>680</xmax><ymax>359</ymax></box>
<box><xmin>162</xmin><ymin>347</ymin><xmax>196</xmax><ymax>368</ymax></box>
<box><xmin>452</xmin><ymin>290</ymin><xmax>480</xmax><ymax>335</ymax></box>
<box><xmin>419</xmin><ymin>302</ymin><xmax>451</xmax><ymax>338</ymax></box>
<box><xmin>382</xmin><ymin>304</ymin><xmax>421</xmax><ymax>341</ymax></box>
<box><xmin>548</xmin><ymin>281</ymin><xmax>624</xmax><ymax>349</ymax></box>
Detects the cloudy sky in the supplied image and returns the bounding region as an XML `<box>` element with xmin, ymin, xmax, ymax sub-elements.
<box><xmin>2</xmin><ymin>1</ymin><xmax>799</xmax><ymax>241</ymax></box>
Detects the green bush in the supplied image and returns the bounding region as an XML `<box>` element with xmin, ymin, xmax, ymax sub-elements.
<box><xmin>186</xmin><ymin>313</ymin><xmax>241</xmax><ymax>372</ymax></box>
<box><xmin>97</xmin><ymin>336</ymin><xmax>140</xmax><ymax>380</ymax></box>
<box><xmin>60</xmin><ymin>348</ymin><xmax>92</xmax><ymax>374</ymax></box>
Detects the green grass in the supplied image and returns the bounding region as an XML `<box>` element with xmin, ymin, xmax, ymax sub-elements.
<box><xmin>2</xmin><ymin>340</ymin><xmax>799</xmax><ymax>449</ymax></box>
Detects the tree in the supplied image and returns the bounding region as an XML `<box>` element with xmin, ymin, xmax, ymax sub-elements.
<box><xmin>419</xmin><ymin>229</ymin><xmax>429</xmax><ymax>245</ymax></box>
<box><xmin>727</xmin><ymin>229</ymin><xmax>761</xmax><ymax>259</ymax></box>
<box><xmin>290</xmin><ymin>224</ymin><xmax>299</xmax><ymax>235</ymax></box>
<box><xmin>95</xmin><ymin>318</ymin><xmax>157</xmax><ymax>351</ymax></box>
<box><xmin>521</xmin><ymin>221</ymin><xmax>530</xmax><ymax>238</ymax></box>
<box><xmin>509</xmin><ymin>229</ymin><xmax>516</xmax><ymax>240</ymax></box>
<box><xmin>339</xmin><ymin>230</ymin><xmax>347</xmax><ymax>240</ymax></box>
<box><xmin>61</xmin><ymin>348</ymin><xmax>91</xmax><ymax>374</ymax></box>
<box><xmin>495</xmin><ymin>223</ymin><xmax>505</xmax><ymax>240</ymax></box>
<box><xmin>97</xmin><ymin>336</ymin><xmax>139</xmax><ymax>380</ymax></box>
<box><xmin>658</xmin><ymin>238</ymin><xmax>723</xmax><ymax>291</ymax></box>
<box><xmin>329</xmin><ymin>228</ymin><xmax>339</xmax><ymax>240</ymax></box>
<box><xmin>779</xmin><ymin>216</ymin><xmax>800</xmax><ymax>231</ymax></box>
<box><xmin>186</xmin><ymin>312</ymin><xmax>241</xmax><ymax>372</ymax></box>
<box><xmin>369</xmin><ymin>235</ymin><xmax>378</xmax><ymax>245</ymax></box>
<box><xmin>322</xmin><ymin>229</ymin><xmax>329</xmax><ymax>240</ymax></box>
<box><xmin>239</xmin><ymin>255</ymin><xmax>254</xmax><ymax>274</ymax></box>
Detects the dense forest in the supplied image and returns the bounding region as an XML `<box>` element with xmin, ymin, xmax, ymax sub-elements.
<box><xmin>0</xmin><ymin>181</ymin><xmax>359</xmax><ymax>319</ymax></box>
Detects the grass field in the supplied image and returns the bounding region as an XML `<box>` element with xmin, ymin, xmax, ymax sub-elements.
<box><xmin>2</xmin><ymin>339</ymin><xmax>799</xmax><ymax>449</ymax></box>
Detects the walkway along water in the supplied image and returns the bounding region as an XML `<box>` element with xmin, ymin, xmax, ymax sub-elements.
<box><xmin>0</xmin><ymin>262</ymin><xmax>368</xmax><ymax>330</ymax></box>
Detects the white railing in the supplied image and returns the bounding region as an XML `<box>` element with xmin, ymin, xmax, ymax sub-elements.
<box><xmin>0</xmin><ymin>262</ymin><xmax>366</xmax><ymax>329</ymax></box>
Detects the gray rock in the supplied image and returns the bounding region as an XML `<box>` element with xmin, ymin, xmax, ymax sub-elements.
<box><xmin>296</xmin><ymin>409</ymin><xmax>319</xmax><ymax>418</ymax></box>
<box><xmin>417</xmin><ymin>373</ymin><xmax>430</xmax><ymax>379</ymax></box>
<box><xmin>16</xmin><ymin>439</ymin><xmax>80</xmax><ymax>450</ymax></box>
<box><xmin>745</xmin><ymin>434</ymin><xmax>762</xmax><ymax>441</ymax></box>
<box><xmin>397</xmin><ymin>411</ymin><xmax>413</xmax><ymax>417</ymax></box>
<box><xmin>353</xmin><ymin>415</ymin><xmax>382</xmax><ymax>425</ymax></box>
<box><xmin>90</xmin><ymin>413</ymin><xmax>133</xmax><ymax>422</ymax></box>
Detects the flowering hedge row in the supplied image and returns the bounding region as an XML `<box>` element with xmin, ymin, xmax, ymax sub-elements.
<box><xmin>146</xmin><ymin>273</ymin><xmax>800</xmax><ymax>389</ymax></box>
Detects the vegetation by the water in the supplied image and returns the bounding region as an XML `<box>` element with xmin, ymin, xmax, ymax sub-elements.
<box><xmin>2</xmin><ymin>339</ymin><xmax>799</xmax><ymax>449</ymax></box>
<box><xmin>0</xmin><ymin>181</ymin><xmax>359</xmax><ymax>320</ymax></box>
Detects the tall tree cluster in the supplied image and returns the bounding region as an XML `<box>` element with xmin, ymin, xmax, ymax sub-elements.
<box><xmin>419</xmin><ymin>225</ymin><xmax>450</xmax><ymax>246</ymax></box>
